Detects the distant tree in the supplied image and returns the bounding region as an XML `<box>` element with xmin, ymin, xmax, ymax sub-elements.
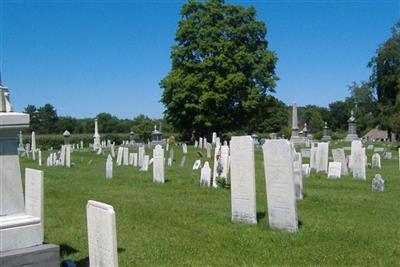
<box><xmin>24</xmin><ymin>104</ymin><xmax>38</xmax><ymax>132</ymax></box>
<box><xmin>368</xmin><ymin>20</ymin><xmax>400</xmax><ymax>138</ymax></box>
<box><xmin>160</xmin><ymin>0</ymin><xmax>278</xmax><ymax>138</ymax></box>
<box><xmin>132</xmin><ymin>114</ymin><xmax>154</xmax><ymax>142</ymax></box>
<box><xmin>36</xmin><ymin>104</ymin><xmax>59</xmax><ymax>134</ymax></box>
<box><xmin>298</xmin><ymin>105</ymin><xmax>330</xmax><ymax>133</ymax></box>
<box><xmin>58</xmin><ymin>116</ymin><xmax>79</xmax><ymax>134</ymax></box>
<box><xmin>96</xmin><ymin>113</ymin><xmax>121</xmax><ymax>133</ymax></box>
<box><xmin>328</xmin><ymin>100</ymin><xmax>351</xmax><ymax>131</ymax></box>
<box><xmin>246</xmin><ymin>96</ymin><xmax>288</xmax><ymax>134</ymax></box>
<box><xmin>346</xmin><ymin>81</ymin><xmax>377</xmax><ymax>134</ymax></box>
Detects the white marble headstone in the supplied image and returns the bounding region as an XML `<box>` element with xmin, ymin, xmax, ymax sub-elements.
<box><xmin>87</xmin><ymin>200</ymin><xmax>118</xmax><ymax>267</ymax></box>
<box><xmin>262</xmin><ymin>140</ymin><xmax>298</xmax><ymax>232</ymax></box>
<box><xmin>153</xmin><ymin>145</ymin><xmax>165</xmax><ymax>183</ymax></box>
<box><xmin>327</xmin><ymin>162</ymin><xmax>341</xmax><ymax>179</ymax></box>
<box><xmin>230</xmin><ymin>136</ymin><xmax>257</xmax><ymax>224</ymax></box>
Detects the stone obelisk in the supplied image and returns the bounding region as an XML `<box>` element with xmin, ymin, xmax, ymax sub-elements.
<box><xmin>290</xmin><ymin>102</ymin><xmax>303</xmax><ymax>144</ymax></box>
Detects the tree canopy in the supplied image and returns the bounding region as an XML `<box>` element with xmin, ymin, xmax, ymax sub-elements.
<box><xmin>160</xmin><ymin>0</ymin><xmax>278</xmax><ymax>138</ymax></box>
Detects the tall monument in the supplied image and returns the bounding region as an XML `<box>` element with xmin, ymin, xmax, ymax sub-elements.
<box><xmin>290</xmin><ymin>102</ymin><xmax>304</xmax><ymax>144</ymax></box>
<box><xmin>345</xmin><ymin>110</ymin><xmax>359</xmax><ymax>142</ymax></box>
<box><xmin>93</xmin><ymin>118</ymin><xmax>101</xmax><ymax>151</ymax></box>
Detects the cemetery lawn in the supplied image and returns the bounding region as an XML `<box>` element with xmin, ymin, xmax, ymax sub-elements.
<box><xmin>21</xmin><ymin>143</ymin><xmax>400</xmax><ymax>266</ymax></box>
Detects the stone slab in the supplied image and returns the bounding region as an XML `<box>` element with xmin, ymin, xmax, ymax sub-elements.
<box><xmin>0</xmin><ymin>244</ymin><xmax>59</xmax><ymax>267</ymax></box>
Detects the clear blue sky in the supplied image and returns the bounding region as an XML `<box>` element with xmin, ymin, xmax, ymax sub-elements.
<box><xmin>1</xmin><ymin>0</ymin><xmax>399</xmax><ymax>119</ymax></box>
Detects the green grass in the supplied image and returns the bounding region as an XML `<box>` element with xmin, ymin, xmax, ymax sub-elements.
<box><xmin>20</xmin><ymin>142</ymin><xmax>400</xmax><ymax>266</ymax></box>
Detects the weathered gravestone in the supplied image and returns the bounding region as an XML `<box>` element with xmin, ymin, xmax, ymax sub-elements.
<box><xmin>293</xmin><ymin>151</ymin><xmax>303</xmax><ymax>200</ymax></box>
<box><xmin>106</xmin><ymin>154</ymin><xmax>113</xmax><ymax>179</ymax></box>
<box><xmin>300</xmin><ymin>148</ymin><xmax>311</xmax><ymax>158</ymax></box>
<box><xmin>262</xmin><ymin>140</ymin><xmax>298</xmax><ymax>232</ymax></box>
<box><xmin>133</xmin><ymin>153</ymin><xmax>138</xmax><ymax>167</ymax></box>
<box><xmin>153</xmin><ymin>145</ymin><xmax>164</xmax><ymax>183</ymax></box>
<box><xmin>212</xmin><ymin>145</ymin><xmax>229</xmax><ymax>188</ymax></box>
<box><xmin>86</xmin><ymin>200</ymin><xmax>118</xmax><ymax>267</ymax></box>
<box><xmin>192</xmin><ymin>160</ymin><xmax>201</xmax><ymax>170</ymax></box>
<box><xmin>180</xmin><ymin>156</ymin><xmax>186</xmax><ymax>167</ymax></box>
<box><xmin>332</xmin><ymin>148</ymin><xmax>348</xmax><ymax>176</ymax></box>
<box><xmin>371</xmin><ymin>153</ymin><xmax>381</xmax><ymax>169</ymax></box>
<box><xmin>301</xmin><ymin>164</ymin><xmax>310</xmax><ymax>177</ymax></box>
<box><xmin>116</xmin><ymin>147</ymin><xmax>123</xmax><ymax>166</ymax></box>
<box><xmin>230</xmin><ymin>136</ymin><xmax>257</xmax><ymax>224</ymax></box>
<box><xmin>351</xmin><ymin>140</ymin><xmax>366</xmax><ymax>180</ymax></box>
<box><xmin>140</xmin><ymin>155</ymin><xmax>149</xmax><ymax>171</ymax></box>
<box><xmin>38</xmin><ymin>149</ymin><xmax>42</xmax><ymax>166</ymax></box>
<box><xmin>123</xmin><ymin>147</ymin><xmax>129</xmax><ymax>166</ymax></box>
<box><xmin>138</xmin><ymin>146</ymin><xmax>145</xmax><ymax>167</ymax></box>
<box><xmin>372</xmin><ymin>174</ymin><xmax>384</xmax><ymax>192</ymax></box>
<box><xmin>310</xmin><ymin>145</ymin><xmax>317</xmax><ymax>171</ymax></box>
<box><xmin>200</xmin><ymin>161</ymin><xmax>211</xmax><ymax>187</ymax></box>
<box><xmin>182</xmin><ymin>143</ymin><xmax>188</xmax><ymax>154</ymax></box>
<box><xmin>327</xmin><ymin>162</ymin><xmax>342</xmax><ymax>179</ymax></box>
<box><xmin>316</xmin><ymin>142</ymin><xmax>329</xmax><ymax>173</ymax></box>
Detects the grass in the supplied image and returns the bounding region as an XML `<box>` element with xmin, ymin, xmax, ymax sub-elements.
<box><xmin>20</xmin><ymin>142</ymin><xmax>400</xmax><ymax>266</ymax></box>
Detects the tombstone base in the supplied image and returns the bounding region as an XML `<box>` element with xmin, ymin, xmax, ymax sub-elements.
<box><xmin>0</xmin><ymin>244</ymin><xmax>60</xmax><ymax>267</ymax></box>
<box><xmin>345</xmin><ymin>134</ymin><xmax>359</xmax><ymax>142</ymax></box>
<box><xmin>290</xmin><ymin>136</ymin><xmax>305</xmax><ymax>145</ymax></box>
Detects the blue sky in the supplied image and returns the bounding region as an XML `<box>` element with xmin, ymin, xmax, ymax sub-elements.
<box><xmin>1</xmin><ymin>0</ymin><xmax>399</xmax><ymax>119</ymax></box>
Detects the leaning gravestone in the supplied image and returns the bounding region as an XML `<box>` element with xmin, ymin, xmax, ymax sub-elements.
<box><xmin>327</xmin><ymin>162</ymin><xmax>342</xmax><ymax>179</ymax></box>
<box><xmin>200</xmin><ymin>161</ymin><xmax>211</xmax><ymax>187</ymax></box>
<box><xmin>192</xmin><ymin>160</ymin><xmax>201</xmax><ymax>170</ymax></box>
<box><xmin>106</xmin><ymin>154</ymin><xmax>113</xmax><ymax>179</ymax></box>
<box><xmin>153</xmin><ymin>145</ymin><xmax>165</xmax><ymax>183</ymax></box>
<box><xmin>332</xmin><ymin>148</ymin><xmax>348</xmax><ymax>176</ymax></box>
<box><xmin>372</xmin><ymin>174</ymin><xmax>384</xmax><ymax>192</ymax></box>
<box><xmin>302</xmin><ymin>164</ymin><xmax>310</xmax><ymax>177</ymax></box>
<box><xmin>371</xmin><ymin>153</ymin><xmax>381</xmax><ymax>169</ymax></box>
<box><xmin>262</xmin><ymin>140</ymin><xmax>298</xmax><ymax>232</ymax></box>
<box><xmin>86</xmin><ymin>200</ymin><xmax>118</xmax><ymax>267</ymax></box>
<box><xmin>230</xmin><ymin>136</ymin><xmax>257</xmax><ymax>224</ymax></box>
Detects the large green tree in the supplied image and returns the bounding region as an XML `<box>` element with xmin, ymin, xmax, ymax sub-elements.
<box><xmin>160</xmin><ymin>0</ymin><xmax>278</xmax><ymax>138</ymax></box>
<box><xmin>368</xmin><ymin>20</ymin><xmax>400</xmax><ymax>138</ymax></box>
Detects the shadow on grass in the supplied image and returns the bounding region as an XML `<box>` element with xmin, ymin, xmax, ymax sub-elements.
<box><xmin>73</xmin><ymin>248</ymin><xmax>125</xmax><ymax>267</ymax></box>
<box><xmin>59</xmin><ymin>243</ymin><xmax>79</xmax><ymax>257</ymax></box>
<box><xmin>257</xmin><ymin>211</ymin><xmax>266</xmax><ymax>222</ymax></box>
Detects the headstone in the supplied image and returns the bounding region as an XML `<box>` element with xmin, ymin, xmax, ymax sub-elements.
<box><xmin>31</xmin><ymin>131</ymin><xmax>36</xmax><ymax>152</ymax></box>
<box><xmin>116</xmin><ymin>147</ymin><xmax>123</xmax><ymax>166</ymax></box>
<box><xmin>332</xmin><ymin>148</ymin><xmax>348</xmax><ymax>176</ymax></box>
<box><xmin>373</xmin><ymin>147</ymin><xmax>384</xmax><ymax>153</ymax></box>
<box><xmin>182</xmin><ymin>143</ymin><xmax>188</xmax><ymax>154</ymax></box>
<box><xmin>80</xmin><ymin>140</ymin><xmax>84</xmax><ymax>149</ymax></box>
<box><xmin>372</xmin><ymin>174</ymin><xmax>384</xmax><ymax>192</ymax></box>
<box><xmin>194</xmin><ymin>140</ymin><xmax>198</xmax><ymax>148</ymax></box>
<box><xmin>86</xmin><ymin>200</ymin><xmax>118</xmax><ymax>267</ymax></box>
<box><xmin>212</xmin><ymin>145</ymin><xmax>230</xmax><ymax>187</ymax></box>
<box><xmin>180</xmin><ymin>156</ymin><xmax>186</xmax><ymax>167</ymax></box>
<box><xmin>206</xmin><ymin>143</ymin><xmax>211</xmax><ymax>158</ymax></box>
<box><xmin>371</xmin><ymin>153</ymin><xmax>381</xmax><ymax>169</ymax></box>
<box><xmin>215</xmin><ymin>137</ymin><xmax>221</xmax><ymax>147</ymax></box>
<box><xmin>383</xmin><ymin>152</ymin><xmax>392</xmax><ymax>159</ymax></box>
<box><xmin>367</xmin><ymin>144</ymin><xmax>374</xmax><ymax>150</ymax></box>
<box><xmin>293</xmin><ymin>151</ymin><xmax>303</xmax><ymax>200</ymax></box>
<box><xmin>199</xmin><ymin>138</ymin><xmax>203</xmax><ymax>149</ymax></box>
<box><xmin>316</xmin><ymin>142</ymin><xmax>329</xmax><ymax>173</ymax></box>
<box><xmin>110</xmin><ymin>143</ymin><xmax>115</xmax><ymax>158</ymax></box>
<box><xmin>200</xmin><ymin>161</ymin><xmax>211</xmax><ymax>187</ymax></box>
<box><xmin>192</xmin><ymin>160</ymin><xmax>201</xmax><ymax>170</ymax></box>
<box><xmin>230</xmin><ymin>136</ymin><xmax>257</xmax><ymax>224</ymax></box>
<box><xmin>262</xmin><ymin>140</ymin><xmax>298</xmax><ymax>232</ymax></box>
<box><xmin>38</xmin><ymin>149</ymin><xmax>42</xmax><ymax>166</ymax></box>
<box><xmin>351</xmin><ymin>140</ymin><xmax>366</xmax><ymax>180</ymax></box>
<box><xmin>301</xmin><ymin>164</ymin><xmax>310</xmax><ymax>177</ymax></box>
<box><xmin>300</xmin><ymin>148</ymin><xmax>311</xmax><ymax>158</ymax></box>
<box><xmin>123</xmin><ymin>147</ymin><xmax>129</xmax><ymax>166</ymax></box>
<box><xmin>140</xmin><ymin>155</ymin><xmax>149</xmax><ymax>171</ymax></box>
<box><xmin>153</xmin><ymin>145</ymin><xmax>164</xmax><ymax>183</ymax></box>
<box><xmin>327</xmin><ymin>162</ymin><xmax>342</xmax><ymax>179</ymax></box>
<box><xmin>65</xmin><ymin>145</ymin><xmax>71</xmax><ymax>168</ymax></box>
<box><xmin>167</xmin><ymin>158</ymin><xmax>172</xmax><ymax>167</ymax></box>
<box><xmin>212</xmin><ymin>132</ymin><xmax>217</xmax><ymax>144</ymax></box>
<box><xmin>133</xmin><ymin>153</ymin><xmax>138</xmax><ymax>167</ymax></box>
<box><xmin>106</xmin><ymin>155</ymin><xmax>113</xmax><ymax>179</ymax></box>
<box><xmin>129</xmin><ymin>153</ymin><xmax>134</xmax><ymax>165</ymax></box>
<box><xmin>138</xmin><ymin>146</ymin><xmax>145</xmax><ymax>167</ymax></box>
<box><xmin>310</xmin><ymin>144</ymin><xmax>317</xmax><ymax>170</ymax></box>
